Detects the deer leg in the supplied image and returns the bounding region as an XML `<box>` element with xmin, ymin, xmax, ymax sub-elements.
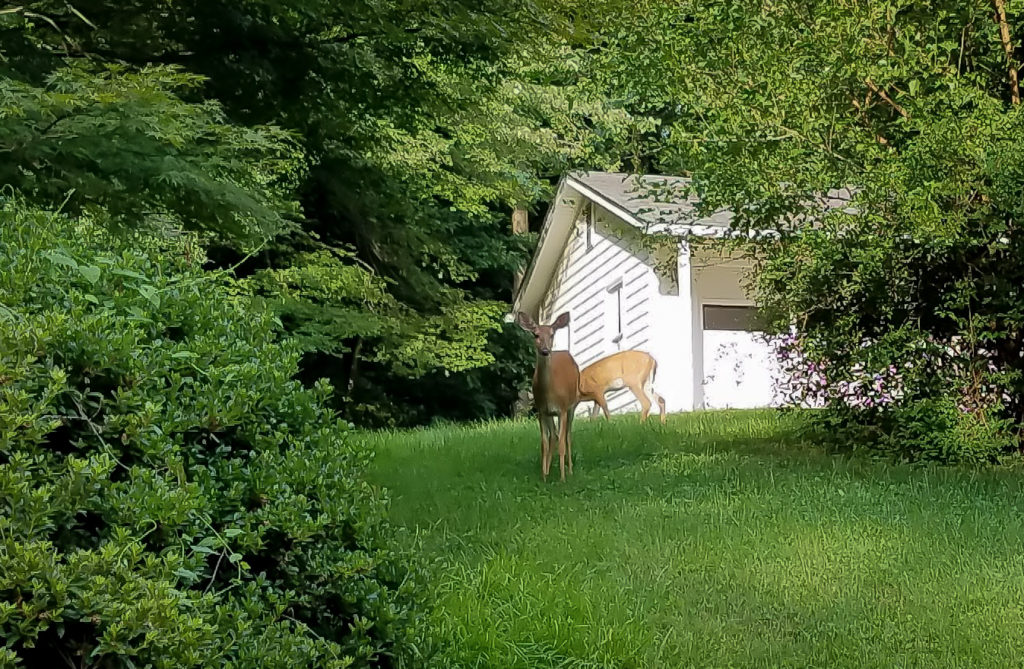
<box><xmin>594</xmin><ymin>393</ymin><xmax>611</xmax><ymax>420</ymax></box>
<box><xmin>629</xmin><ymin>382</ymin><xmax>652</xmax><ymax>422</ymax></box>
<box><xmin>654</xmin><ymin>392</ymin><xmax>667</xmax><ymax>425</ymax></box>
<box><xmin>645</xmin><ymin>380</ymin><xmax>668</xmax><ymax>425</ymax></box>
<box><xmin>557</xmin><ymin>408</ymin><xmax>568</xmax><ymax>482</ymax></box>
<box><xmin>566</xmin><ymin>409</ymin><xmax>575</xmax><ymax>476</ymax></box>
<box><xmin>537</xmin><ymin>415</ymin><xmax>547</xmax><ymax>481</ymax></box>
<box><xmin>542</xmin><ymin>414</ymin><xmax>556</xmax><ymax>481</ymax></box>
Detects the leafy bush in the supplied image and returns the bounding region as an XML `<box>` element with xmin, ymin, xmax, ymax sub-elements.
<box><xmin>879</xmin><ymin>398</ymin><xmax>1011</xmax><ymax>464</ymax></box>
<box><xmin>0</xmin><ymin>203</ymin><xmax>431</xmax><ymax>667</ymax></box>
<box><xmin>796</xmin><ymin>399</ymin><xmax>1010</xmax><ymax>465</ymax></box>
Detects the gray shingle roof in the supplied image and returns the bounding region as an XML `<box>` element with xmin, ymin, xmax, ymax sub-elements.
<box><xmin>569</xmin><ymin>171</ymin><xmax>857</xmax><ymax>236</ymax></box>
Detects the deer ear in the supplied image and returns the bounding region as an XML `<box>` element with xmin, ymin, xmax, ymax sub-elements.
<box><xmin>552</xmin><ymin>312</ymin><xmax>570</xmax><ymax>330</ymax></box>
<box><xmin>515</xmin><ymin>311</ymin><xmax>537</xmax><ymax>332</ymax></box>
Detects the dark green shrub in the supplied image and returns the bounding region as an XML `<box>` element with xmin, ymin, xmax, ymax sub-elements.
<box><xmin>800</xmin><ymin>399</ymin><xmax>1010</xmax><ymax>465</ymax></box>
<box><xmin>879</xmin><ymin>398</ymin><xmax>1010</xmax><ymax>464</ymax></box>
<box><xmin>0</xmin><ymin>204</ymin><xmax>432</xmax><ymax>667</ymax></box>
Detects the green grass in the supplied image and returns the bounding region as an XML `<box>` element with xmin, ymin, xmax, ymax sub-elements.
<box><xmin>367</xmin><ymin>411</ymin><xmax>1024</xmax><ymax>668</ymax></box>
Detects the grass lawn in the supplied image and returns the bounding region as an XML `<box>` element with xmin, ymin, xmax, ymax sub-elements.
<box><xmin>367</xmin><ymin>411</ymin><xmax>1024</xmax><ymax>668</ymax></box>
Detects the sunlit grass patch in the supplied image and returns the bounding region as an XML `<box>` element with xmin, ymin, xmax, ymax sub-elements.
<box><xmin>369</xmin><ymin>411</ymin><xmax>1024</xmax><ymax>668</ymax></box>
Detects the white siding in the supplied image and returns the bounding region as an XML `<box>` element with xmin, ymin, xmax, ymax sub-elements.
<box><xmin>541</xmin><ymin>204</ymin><xmax>685</xmax><ymax>416</ymax></box>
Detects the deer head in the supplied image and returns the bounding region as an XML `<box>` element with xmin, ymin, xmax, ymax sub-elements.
<box><xmin>516</xmin><ymin>311</ymin><xmax>570</xmax><ymax>357</ymax></box>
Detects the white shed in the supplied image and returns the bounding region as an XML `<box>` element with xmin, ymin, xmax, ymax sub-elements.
<box><xmin>512</xmin><ymin>171</ymin><xmax>850</xmax><ymax>414</ymax></box>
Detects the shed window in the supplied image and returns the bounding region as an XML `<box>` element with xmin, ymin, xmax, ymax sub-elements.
<box><xmin>606</xmin><ymin>280</ymin><xmax>623</xmax><ymax>346</ymax></box>
<box><xmin>585</xmin><ymin>204</ymin><xmax>594</xmax><ymax>251</ymax></box>
<box><xmin>702</xmin><ymin>304</ymin><xmax>763</xmax><ymax>332</ymax></box>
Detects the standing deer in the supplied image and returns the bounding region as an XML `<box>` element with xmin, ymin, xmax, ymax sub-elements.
<box><xmin>579</xmin><ymin>350</ymin><xmax>667</xmax><ymax>424</ymax></box>
<box><xmin>516</xmin><ymin>311</ymin><xmax>580</xmax><ymax>482</ymax></box>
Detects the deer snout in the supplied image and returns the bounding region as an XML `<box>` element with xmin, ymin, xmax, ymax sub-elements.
<box><xmin>539</xmin><ymin>347</ymin><xmax>550</xmax><ymax>356</ymax></box>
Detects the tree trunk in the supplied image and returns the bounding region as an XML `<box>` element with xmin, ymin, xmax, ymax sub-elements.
<box><xmin>345</xmin><ymin>337</ymin><xmax>363</xmax><ymax>399</ymax></box>
<box><xmin>512</xmin><ymin>206</ymin><xmax>529</xmax><ymax>293</ymax></box>
<box><xmin>994</xmin><ymin>0</ymin><xmax>1021</xmax><ymax>104</ymax></box>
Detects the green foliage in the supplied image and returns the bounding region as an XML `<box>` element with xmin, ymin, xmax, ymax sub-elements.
<box><xmin>247</xmin><ymin>248</ymin><xmax>398</xmax><ymax>355</ymax></box>
<box><xmin>883</xmin><ymin>399</ymin><xmax>1011</xmax><ymax>464</ymax></box>
<box><xmin>0</xmin><ymin>55</ymin><xmax>301</xmax><ymax>242</ymax></box>
<box><xmin>0</xmin><ymin>203</ymin><xmax>431</xmax><ymax>666</ymax></box>
<box><xmin>0</xmin><ymin>0</ymin><xmax>652</xmax><ymax>427</ymax></box>
<box><xmin>591</xmin><ymin>0</ymin><xmax>1024</xmax><ymax>460</ymax></box>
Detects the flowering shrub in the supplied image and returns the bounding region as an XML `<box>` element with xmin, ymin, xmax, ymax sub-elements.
<box><xmin>770</xmin><ymin>330</ymin><xmax>1012</xmax><ymax>463</ymax></box>
<box><xmin>772</xmin><ymin>331</ymin><xmax>905</xmax><ymax>410</ymax></box>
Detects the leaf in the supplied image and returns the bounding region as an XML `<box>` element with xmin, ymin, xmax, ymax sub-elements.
<box><xmin>137</xmin><ymin>284</ymin><xmax>160</xmax><ymax>307</ymax></box>
<box><xmin>44</xmin><ymin>251</ymin><xmax>78</xmax><ymax>269</ymax></box>
<box><xmin>223</xmin><ymin>528</ymin><xmax>243</xmax><ymax>537</ymax></box>
<box><xmin>174</xmin><ymin>568</ymin><xmax>198</xmax><ymax>581</ymax></box>
<box><xmin>111</xmin><ymin>268</ymin><xmax>148</xmax><ymax>281</ymax></box>
<box><xmin>78</xmin><ymin>265</ymin><xmax>101</xmax><ymax>284</ymax></box>
<box><xmin>65</xmin><ymin>3</ymin><xmax>98</xmax><ymax>29</ymax></box>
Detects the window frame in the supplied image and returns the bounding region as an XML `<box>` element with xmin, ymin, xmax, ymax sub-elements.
<box><xmin>585</xmin><ymin>203</ymin><xmax>594</xmax><ymax>251</ymax></box>
<box><xmin>606</xmin><ymin>279</ymin><xmax>624</xmax><ymax>346</ymax></box>
<box><xmin>701</xmin><ymin>303</ymin><xmax>763</xmax><ymax>332</ymax></box>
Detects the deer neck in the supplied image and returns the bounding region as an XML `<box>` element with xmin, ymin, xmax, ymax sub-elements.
<box><xmin>534</xmin><ymin>352</ymin><xmax>559</xmax><ymax>400</ymax></box>
<box><xmin>536</xmin><ymin>349</ymin><xmax>550</xmax><ymax>370</ymax></box>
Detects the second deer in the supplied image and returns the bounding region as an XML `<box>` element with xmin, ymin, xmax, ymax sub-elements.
<box><xmin>579</xmin><ymin>350</ymin><xmax>667</xmax><ymax>424</ymax></box>
<box><xmin>516</xmin><ymin>311</ymin><xmax>580</xmax><ymax>482</ymax></box>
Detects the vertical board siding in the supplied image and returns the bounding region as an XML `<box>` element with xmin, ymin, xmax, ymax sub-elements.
<box><xmin>541</xmin><ymin>204</ymin><xmax>663</xmax><ymax>416</ymax></box>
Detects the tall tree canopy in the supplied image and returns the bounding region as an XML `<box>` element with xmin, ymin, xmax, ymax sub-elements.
<box><xmin>2</xmin><ymin>0</ymin><xmax>648</xmax><ymax>425</ymax></box>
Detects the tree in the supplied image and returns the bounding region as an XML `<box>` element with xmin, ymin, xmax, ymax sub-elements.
<box><xmin>592</xmin><ymin>0</ymin><xmax>1024</xmax><ymax>460</ymax></box>
<box><xmin>1</xmin><ymin>0</ymin><xmax>650</xmax><ymax>426</ymax></box>
<box><xmin>0</xmin><ymin>68</ymin><xmax>299</xmax><ymax>244</ymax></box>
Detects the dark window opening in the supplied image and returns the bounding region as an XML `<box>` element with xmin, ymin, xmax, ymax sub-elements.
<box><xmin>702</xmin><ymin>304</ymin><xmax>763</xmax><ymax>331</ymax></box>
<box><xmin>585</xmin><ymin>204</ymin><xmax>594</xmax><ymax>250</ymax></box>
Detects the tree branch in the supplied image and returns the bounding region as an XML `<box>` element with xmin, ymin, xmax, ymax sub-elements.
<box><xmin>994</xmin><ymin>0</ymin><xmax>1020</xmax><ymax>104</ymax></box>
<box><xmin>851</xmin><ymin>96</ymin><xmax>892</xmax><ymax>147</ymax></box>
<box><xmin>865</xmin><ymin>78</ymin><xmax>910</xmax><ymax>119</ymax></box>
<box><xmin>318</xmin><ymin>26</ymin><xmax>424</xmax><ymax>47</ymax></box>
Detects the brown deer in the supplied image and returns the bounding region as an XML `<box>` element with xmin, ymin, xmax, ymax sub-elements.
<box><xmin>516</xmin><ymin>311</ymin><xmax>580</xmax><ymax>482</ymax></box>
<box><xmin>579</xmin><ymin>350</ymin><xmax>667</xmax><ymax>424</ymax></box>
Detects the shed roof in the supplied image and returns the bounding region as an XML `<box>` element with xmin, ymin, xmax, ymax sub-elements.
<box><xmin>510</xmin><ymin>171</ymin><xmax>858</xmax><ymax>320</ymax></box>
<box><xmin>570</xmin><ymin>171</ymin><xmax>857</xmax><ymax>237</ymax></box>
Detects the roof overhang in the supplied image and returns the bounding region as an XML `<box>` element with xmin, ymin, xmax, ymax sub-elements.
<box><xmin>509</xmin><ymin>178</ymin><xmax>585</xmax><ymax>321</ymax></box>
<box><xmin>565</xmin><ymin>173</ymin><xmax>769</xmax><ymax>240</ymax></box>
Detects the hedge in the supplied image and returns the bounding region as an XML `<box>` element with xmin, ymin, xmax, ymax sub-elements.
<box><xmin>0</xmin><ymin>204</ymin><xmax>431</xmax><ymax>667</ymax></box>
